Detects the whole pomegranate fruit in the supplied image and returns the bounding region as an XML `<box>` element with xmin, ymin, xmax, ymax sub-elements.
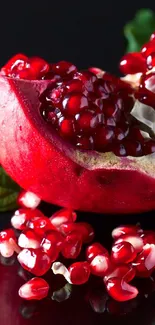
<box><xmin>0</xmin><ymin>51</ymin><xmax>155</xmax><ymax>214</ymax></box>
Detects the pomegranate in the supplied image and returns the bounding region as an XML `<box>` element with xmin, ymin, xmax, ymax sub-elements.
<box><xmin>1</xmin><ymin>46</ymin><xmax>155</xmax><ymax>214</ymax></box>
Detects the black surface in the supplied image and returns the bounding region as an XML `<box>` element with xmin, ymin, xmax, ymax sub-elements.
<box><xmin>1</xmin><ymin>204</ymin><xmax>155</xmax><ymax>324</ymax></box>
<box><xmin>0</xmin><ymin>1</ymin><xmax>155</xmax><ymax>74</ymax></box>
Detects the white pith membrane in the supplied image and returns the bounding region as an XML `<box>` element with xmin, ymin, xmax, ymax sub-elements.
<box><xmin>52</xmin><ymin>262</ymin><xmax>72</xmax><ymax>284</ymax></box>
<box><xmin>52</xmin><ymin>283</ymin><xmax>72</xmax><ymax>302</ymax></box>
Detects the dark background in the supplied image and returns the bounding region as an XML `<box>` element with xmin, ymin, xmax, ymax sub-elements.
<box><xmin>1</xmin><ymin>0</ymin><xmax>155</xmax><ymax>74</ymax></box>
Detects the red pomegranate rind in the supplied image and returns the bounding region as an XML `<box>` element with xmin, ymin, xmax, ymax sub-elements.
<box><xmin>1</xmin><ymin>76</ymin><xmax>155</xmax><ymax>213</ymax></box>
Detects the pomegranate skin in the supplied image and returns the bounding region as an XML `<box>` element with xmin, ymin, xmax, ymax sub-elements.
<box><xmin>0</xmin><ymin>76</ymin><xmax>155</xmax><ymax>214</ymax></box>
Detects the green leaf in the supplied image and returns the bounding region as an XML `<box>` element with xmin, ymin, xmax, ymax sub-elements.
<box><xmin>124</xmin><ymin>9</ymin><xmax>155</xmax><ymax>53</ymax></box>
<box><xmin>0</xmin><ymin>167</ymin><xmax>20</xmax><ymax>212</ymax></box>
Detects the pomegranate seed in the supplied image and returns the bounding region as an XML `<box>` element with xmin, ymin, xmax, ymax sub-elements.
<box><xmin>0</xmin><ymin>241</ymin><xmax>15</xmax><ymax>258</ymax></box>
<box><xmin>65</xmin><ymin>79</ymin><xmax>84</xmax><ymax>93</ymax></box>
<box><xmin>104</xmin><ymin>264</ymin><xmax>136</xmax><ymax>283</ymax></box>
<box><xmin>62</xmin><ymin>93</ymin><xmax>89</xmax><ymax>116</ymax></box>
<box><xmin>0</xmin><ymin>228</ymin><xmax>16</xmax><ymax>242</ymax></box>
<box><xmin>133</xmin><ymin>244</ymin><xmax>155</xmax><ymax>277</ymax></box>
<box><xmin>74</xmin><ymin>71</ymin><xmax>97</xmax><ymax>92</ymax></box>
<box><xmin>115</xmin><ymin>234</ymin><xmax>144</xmax><ymax>253</ymax></box>
<box><xmin>1</xmin><ymin>53</ymin><xmax>28</xmax><ymax>77</ymax></box>
<box><xmin>150</xmin><ymin>31</ymin><xmax>155</xmax><ymax>41</ymax></box>
<box><xmin>17</xmin><ymin>248</ymin><xmax>52</xmax><ymax>276</ymax></box>
<box><xmin>11</xmin><ymin>208</ymin><xmax>44</xmax><ymax>230</ymax></box>
<box><xmin>50</xmin><ymin>208</ymin><xmax>77</xmax><ymax>228</ymax></box>
<box><xmin>59</xmin><ymin>118</ymin><xmax>76</xmax><ymax>138</ymax></box>
<box><xmin>141</xmin><ymin>40</ymin><xmax>155</xmax><ymax>57</ymax></box>
<box><xmin>27</xmin><ymin>215</ymin><xmax>55</xmax><ymax>236</ymax></box>
<box><xmin>76</xmin><ymin>135</ymin><xmax>94</xmax><ymax>150</ymax></box>
<box><xmin>76</xmin><ymin>110</ymin><xmax>101</xmax><ymax>134</ymax></box>
<box><xmin>17</xmin><ymin>191</ymin><xmax>41</xmax><ymax>209</ymax></box>
<box><xmin>112</xmin><ymin>225</ymin><xmax>142</xmax><ymax>239</ymax></box>
<box><xmin>61</xmin><ymin>231</ymin><xmax>82</xmax><ymax>259</ymax></box>
<box><xmin>143</xmin><ymin>140</ymin><xmax>155</xmax><ymax>154</ymax></box>
<box><xmin>0</xmin><ymin>229</ymin><xmax>20</xmax><ymax>257</ymax></box>
<box><xmin>50</xmin><ymin>61</ymin><xmax>77</xmax><ymax>78</ymax></box>
<box><xmin>111</xmin><ymin>241</ymin><xmax>136</xmax><ymax>264</ymax></box>
<box><xmin>141</xmin><ymin>230</ymin><xmax>155</xmax><ymax>245</ymax></box>
<box><xmin>105</xmin><ymin>277</ymin><xmax>138</xmax><ymax>302</ymax></box>
<box><xmin>19</xmin><ymin>278</ymin><xmax>49</xmax><ymax>300</ymax></box>
<box><xmin>86</xmin><ymin>242</ymin><xmax>109</xmax><ymax>262</ymax></box>
<box><xmin>52</xmin><ymin>261</ymin><xmax>72</xmax><ymax>283</ymax></box>
<box><xmin>18</xmin><ymin>230</ymin><xmax>41</xmax><ymax>249</ymax></box>
<box><xmin>90</xmin><ymin>254</ymin><xmax>111</xmax><ymax>277</ymax></box>
<box><xmin>119</xmin><ymin>53</ymin><xmax>146</xmax><ymax>74</ymax></box>
<box><xmin>94</xmin><ymin>126</ymin><xmax>115</xmax><ymax>150</ymax></box>
<box><xmin>88</xmin><ymin>67</ymin><xmax>104</xmax><ymax>75</ymax></box>
<box><xmin>68</xmin><ymin>261</ymin><xmax>90</xmax><ymax>285</ymax></box>
<box><xmin>112</xmin><ymin>143</ymin><xmax>127</xmax><ymax>156</ymax></box>
<box><xmin>28</xmin><ymin>57</ymin><xmax>50</xmax><ymax>79</ymax></box>
<box><xmin>60</xmin><ymin>222</ymin><xmax>95</xmax><ymax>243</ymax></box>
<box><xmin>146</xmin><ymin>53</ymin><xmax>155</xmax><ymax>69</ymax></box>
<box><xmin>41</xmin><ymin>230</ymin><xmax>64</xmax><ymax>256</ymax></box>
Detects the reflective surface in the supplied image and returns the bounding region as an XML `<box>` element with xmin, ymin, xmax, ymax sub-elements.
<box><xmin>1</xmin><ymin>204</ymin><xmax>155</xmax><ymax>325</ymax></box>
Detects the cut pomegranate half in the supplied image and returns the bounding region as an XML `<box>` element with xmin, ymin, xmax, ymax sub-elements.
<box><xmin>1</xmin><ymin>53</ymin><xmax>155</xmax><ymax>214</ymax></box>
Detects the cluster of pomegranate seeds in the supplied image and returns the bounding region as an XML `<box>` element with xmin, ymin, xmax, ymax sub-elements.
<box><xmin>2</xmin><ymin>190</ymin><xmax>155</xmax><ymax>302</ymax></box>
<box><xmin>2</xmin><ymin>49</ymin><xmax>155</xmax><ymax>156</ymax></box>
<box><xmin>40</xmin><ymin>68</ymin><xmax>146</xmax><ymax>156</ymax></box>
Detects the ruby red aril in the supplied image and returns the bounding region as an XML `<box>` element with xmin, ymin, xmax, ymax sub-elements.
<box><xmin>28</xmin><ymin>57</ymin><xmax>50</xmax><ymax>79</ymax></box>
<box><xmin>141</xmin><ymin>40</ymin><xmax>155</xmax><ymax>57</ymax></box>
<box><xmin>11</xmin><ymin>208</ymin><xmax>44</xmax><ymax>230</ymax></box>
<box><xmin>133</xmin><ymin>244</ymin><xmax>155</xmax><ymax>277</ymax></box>
<box><xmin>0</xmin><ymin>228</ymin><xmax>16</xmax><ymax>242</ymax></box>
<box><xmin>17</xmin><ymin>248</ymin><xmax>52</xmax><ymax>276</ymax></box>
<box><xmin>26</xmin><ymin>215</ymin><xmax>55</xmax><ymax>236</ymax></box>
<box><xmin>74</xmin><ymin>71</ymin><xmax>97</xmax><ymax>92</ymax></box>
<box><xmin>111</xmin><ymin>241</ymin><xmax>136</xmax><ymax>264</ymax></box>
<box><xmin>0</xmin><ymin>229</ymin><xmax>20</xmax><ymax>257</ymax></box>
<box><xmin>19</xmin><ymin>277</ymin><xmax>49</xmax><ymax>300</ymax></box>
<box><xmin>104</xmin><ymin>264</ymin><xmax>136</xmax><ymax>284</ymax></box>
<box><xmin>88</xmin><ymin>67</ymin><xmax>104</xmax><ymax>75</ymax></box>
<box><xmin>50</xmin><ymin>61</ymin><xmax>77</xmax><ymax>78</ymax></box>
<box><xmin>111</xmin><ymin>225</ymin><xmax>142</xmax><ymax>239</ymax></box>
<box><xmin>141</xmin><ymin>230</ymin><xmax>155</xmax><ymax>245</ymax></box>
<box><xmin>119</xmin><ymin>52</ymin><xmax>146</xmax><ymax>74</ymax></box>
<box><xmin>17</xmin><ymin>191</ymin><xmax>41</xmax><ymax>209</ymax></box>
<box><xmin>115</xmin><ymin>234</ymin><xmax>144</xmax><ymax>253</ymax></box>
<box><xmin>61</xmin><ymin>232</ymin><xmax>82</xmax><ymax>259</ymax></box>
<box><xmin>150</xmin><ymin>31</ymin><xmax>155</xmax><ymax>41</ymax></box>
<box><xmin>86</xmin><ymin>242</ymin><xmax>109</xmax><ymax>262</ymax></box>
<box><xmin>50</xmin><ymin>208</ymin><xmax>77</xmax><ymax>229</ymax></box>
<box><xmin>62</xmin><ymin>93</ymin><xmax>89</xmax><ymax>116</ymax></box>
<box><xmin>90</xmin><ymin>254</ymin><xmax>111</xmax><ymax>277</ymax></box>
<box><xmin>18</xmin><ymin>230</ymin><xmax>41</xmax><ymax>249</ymax></box>
<box><xmin>41</xmin><ymin>230</ymin><xmax>64</xmax><ymax>256</ymax></box>
<box><xmin>105</xmin><ymin>277</ymin><xmax>138</xmax><ymax>302</ymax></box>
<box><xmin>1</xmin><ymin>53</ymin><xmax>28</xmax><ymax>77</ymax></box>
<box><xmin>60</xmin><ymin>222</ymin><xmax>95</xmax><ymax>243</ymax></box>
<box><xmin>68</xmin><ymin>261</ymin><xmax>90</xmax><ymax>285</ymax></box>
